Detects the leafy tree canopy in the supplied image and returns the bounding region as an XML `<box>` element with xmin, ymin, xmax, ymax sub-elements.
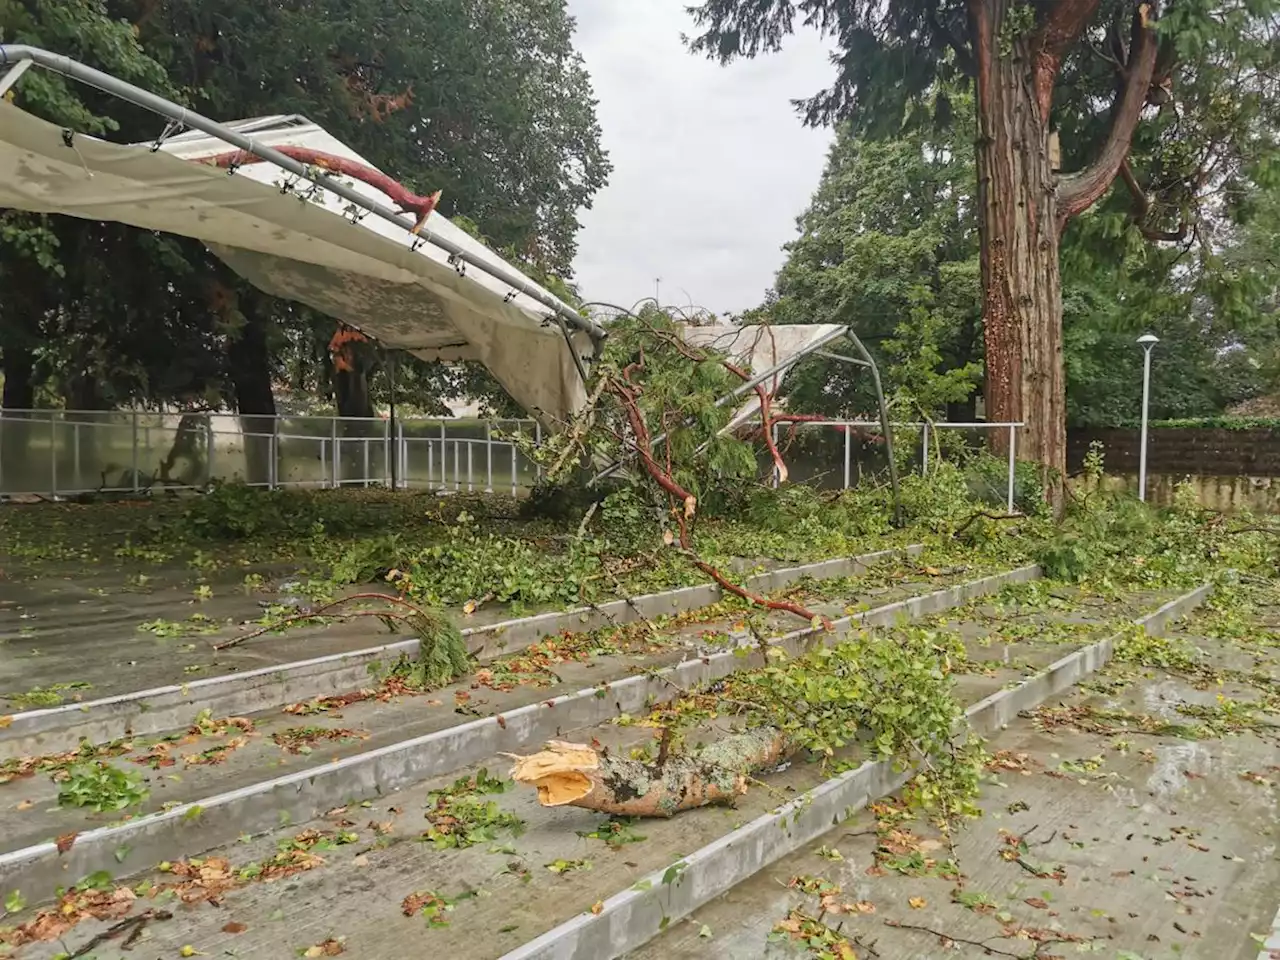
<box><xmin>755</xmin><ymin>85</ymin><xmax>1279</xmax><ymax>427</ymax></box>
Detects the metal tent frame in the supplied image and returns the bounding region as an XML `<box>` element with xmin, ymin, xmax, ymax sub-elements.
<box><xmin>0</xmin><ymin>44</ymin><xmax>606</xmax><ymax>359</ymax></box>
<box><xmin>591</xmin><ymin>324</ymin><xmax>903</xmax><ymax>523</ymax></box>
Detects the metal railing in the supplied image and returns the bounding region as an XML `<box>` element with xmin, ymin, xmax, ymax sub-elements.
<box><xmin>771</xmin><ymin>420</ymin><xmax>1025</xmax><ymax>512</ymax></box>
<box><xmin>0</xmin><ymin>409</ymin><xmax>1023</xmax><ymax>509</ymax></box>
<box><xmin>0</xmin><ymin>409</ymin><xmax>542</xmax><ymax>497</ymax></box>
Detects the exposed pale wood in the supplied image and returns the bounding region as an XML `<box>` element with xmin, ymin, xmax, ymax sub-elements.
<box><xmin>509</xmin><ymin>732</ymin><xmax>791</xmax><ymax>817</ymax></box>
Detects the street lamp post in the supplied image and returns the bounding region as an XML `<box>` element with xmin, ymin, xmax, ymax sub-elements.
<box><xmin>1137</xmin><ymin>334</ymin><xmax>1159</xmax><ymax>502</ymax></box>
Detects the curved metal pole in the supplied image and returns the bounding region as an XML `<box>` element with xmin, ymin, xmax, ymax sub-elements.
<box><xmin>588</xmin><ymin>323</ymin><xmax>851</xmax><ymax>486</ymax></box>
<box><xmin>844</xmin><ymin>330</ymin><xmax>902</xmax><ymax>525</ymax></box>
<box><xmin>0</xmin><ymin>44</ymin><xmax>606</xmax><ymax>347</ymax></box>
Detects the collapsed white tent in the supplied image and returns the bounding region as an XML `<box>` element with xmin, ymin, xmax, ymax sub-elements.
<box><xmin>0</xmin><ymin>96</ymin><xmax>593</xmax><ymax>420</ymax></box>
<box><xmin>0</xmin><ymin>46</ymin><xmax>877</xmax><ymax>439</ymax></box>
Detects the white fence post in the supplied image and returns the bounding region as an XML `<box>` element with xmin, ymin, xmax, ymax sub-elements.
<box><xmin>205</xmin><ymin>415</ymin><xmax>215</xmax><ymax>485</ymax></box>
<box><xmin>1006</xmin><ymin>424</ymin><xmax>1017</xmax><ymax>513</ymax></box>
<box><xmin>269</xmin><ymin>424</ymin><xmax>278</xmax><ymax>490</ymax></box>
<box><xmin>485</xmin><ymin>423</ymin><xmax>494</xmax><ymax>493</ymax></box>
<box><xmin>50</xmin><ymin>412</ymin><xmax>58</xmax><ymax>496</ymax></box>
<box><xmin>511</xmin><ymin>435</ymin><xmax>518</xmax><ymax>497</ymax></box>
<box><xmin>843</xmin><ymin>423</ymin><xmax>852</xmax><ymax>490</ymax></box>
<box><xmin>921</xmin><ymin>422</ymin><xmax>930</xmax><ymax>475</ymax></box>
<box><xmin>330</xmin><ymin>418</ymin><xmax>339</xmax><ymax>488</ymax></box>
<box><xmin>439</xmin><ymin>422</ymin><xmax>447</xmax><ymax>489</ymax></box>
<box><xmin>130</xmin><ymin>412</ymin><xmax>139</xmax><ymax>492</ymax></box>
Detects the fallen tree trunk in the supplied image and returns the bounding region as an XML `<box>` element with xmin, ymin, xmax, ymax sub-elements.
<box><xmin>508</xmin><ymin>731</ymin><xmax>791</xmax><ymax>817</ymax></box>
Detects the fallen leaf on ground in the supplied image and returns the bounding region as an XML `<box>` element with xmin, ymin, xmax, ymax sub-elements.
<box><xmin>55</xmin><ymin>832</ymin><xmax>78</xmax><ymax>854</ymax></box>
<box><xmin>908</xmin><ymin>897</ymin><xmax>927</xmax><ymax>909</ymax></box>
<box><xmin>0</xmin><ymin>716</ymin><xmax>11</xmax><ymax>729</ymax></box>
<box><xmin>304</xmin><ymin>939</ymin><xmax>345</xmax><ymax>957</ymax></box>
<box><xmin>221</xmin><ymin>922</ymin><xmax>247</xmax><ymax>934</ymax></box>
<box><xmin>16</xmin><ymin>799</ymin><xmax>33</xmax><ymax>811</ymax></box>
<box><xmin>590</xmin><ymin>900</ymin><xmax>604</xmax><ymax>915</ymax></box>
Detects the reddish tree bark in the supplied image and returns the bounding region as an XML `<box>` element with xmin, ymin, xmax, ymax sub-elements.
<box><xmin>200</xmin><ymin>148</ymin><xmax>442</xmax><ymax>234</ymax></box>
<box><xmin>968</xmin><ymin>0</ymin><xmax>1159</xmax><ymax>498</ymax></box>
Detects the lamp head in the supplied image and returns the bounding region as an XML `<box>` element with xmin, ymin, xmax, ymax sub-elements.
<box><xmin>1137</xmin><ymin>334</ymin><xmax>1160</xmax><ymax>346</ymax></box>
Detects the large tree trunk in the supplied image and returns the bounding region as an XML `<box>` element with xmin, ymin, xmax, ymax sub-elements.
<box><xmin>334</xmin><ymin>368</ymin><xmax>374</xmax><ymax>420</ymax></box>
<box><xmin>224</xmin><ymin>290</ymin><xmax>278</xmax><ymax>486</ymax></box>
<box><xmin>968</xmin><ymin>0</ymin><xmax>1159</xmax><ymax>503</ymax></box>
<box><xmin>970</xmin><ymin>0</ymin><xmax>1066</xmax><ymax>492</ymax></box>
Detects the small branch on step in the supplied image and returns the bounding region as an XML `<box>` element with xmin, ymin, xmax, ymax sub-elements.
<box><xmin>66</xmin><ymin>909</ymin><xmax>174</xmax><ymax>958</ymax></box>
<box><xmin>953</xmin><ymin>512</ymin><xmax>1023</xmax><ymax>537</ymax></box>
<box><xmin>882</xmin><ymin>921</ymin><xmax>1032</xmax><ymax>958</ymax></box>
<box><xmin>214</xmin><ymin>592</ymin><xmax>434</xmax><ymax>650</ymax></box>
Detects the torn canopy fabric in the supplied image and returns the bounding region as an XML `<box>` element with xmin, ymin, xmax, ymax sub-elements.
<box><xmin>0</xmin><ymin>104</ymin><xmax>591</xmax><ymax>420</ymax></box>
<box><xmin>676</xmin><ymin>323</ymin><xmax>847</xmax><ymax>429</ymax></box>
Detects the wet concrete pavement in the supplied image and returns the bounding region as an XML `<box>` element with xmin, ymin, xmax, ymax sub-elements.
<box><xmin>630</xmin><ymin>595</ymin><xmax>1280</xmax><ymax>960</ymax></box>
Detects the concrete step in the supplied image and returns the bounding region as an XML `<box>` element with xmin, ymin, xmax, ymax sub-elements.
<box><xmin>627</xmin><ymin>592</ymin><xmax>1279</xmax><ymax>960</ymax></box>
<box><xmin>0</xmin><ymin>576</ymin><xmax>1206</xmax><ymax>959</ymax></box>
<box><xmin>0</xmin><ymin>552</ymin><xmax>1006</xmax><ymax>898</ymax></box>
<box><xmin>0</xmin><ymin>546</ymin><xmax>925</xmax><ymax>757</ymax></box>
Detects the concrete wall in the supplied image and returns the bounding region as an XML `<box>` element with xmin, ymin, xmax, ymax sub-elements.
<box><xmin>1069</xmin><ymin>472</ymin><xmax>1280</xmax><ymax>514</ymax></box>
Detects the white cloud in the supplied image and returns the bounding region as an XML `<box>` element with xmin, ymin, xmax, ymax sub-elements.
<box><xmin>566</xmin><ymin>1</ymin><xmax>836</xmax><ymax>315</ymax></box>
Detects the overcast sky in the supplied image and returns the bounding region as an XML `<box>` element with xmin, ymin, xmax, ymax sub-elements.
<box><xmin>566</xmin><ymin>1</ymin><xmax>836</xmax><ymax>316</ymax></box>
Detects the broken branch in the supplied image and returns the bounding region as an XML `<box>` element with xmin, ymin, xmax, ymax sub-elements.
<box><xmin>507</xmin><ymin>732</ymin><xmax>791</xmax><ymax>817</ymax></box>
<box><xmin>214</xmin><ymin>592</ymin><xmax>435</xmax><ymax>650</ymax></box>
<box><xmin>65</xmin><ymin>909</ymin><xmax>173</xmax><ymax>958</ymax></box>
<box><xmin>198</xmin><ymin>147</ymin><xmax>442</xmax><ymax>233</ymax></box>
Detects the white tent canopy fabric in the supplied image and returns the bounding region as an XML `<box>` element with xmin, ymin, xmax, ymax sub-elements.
<box><xmin>677</xmin><ymin>322</ymin><xmax>847</xmax><ymax>429</ymax></box>
<box><xmin>0</xmin><ymin>103</ymin><xmax>592</xmax><ymax>420</ymax></box>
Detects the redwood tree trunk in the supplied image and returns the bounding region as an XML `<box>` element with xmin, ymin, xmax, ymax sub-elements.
<box><xmin>971</xmin><ymin>0</ymin><xmax>1066</xmax><ymax>493</ymax></box>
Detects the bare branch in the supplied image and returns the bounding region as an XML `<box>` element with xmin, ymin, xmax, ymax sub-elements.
<box><xmin>1118</xmin><ymin>159</ymin><xmax>1189</xmax><ymax>242</ymax></box>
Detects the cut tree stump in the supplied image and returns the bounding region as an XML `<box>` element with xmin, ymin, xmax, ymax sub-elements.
<box><xmin>508</xmin><ymin>730</ymin><xmax>791</xmax><ymax>817</ymax></box>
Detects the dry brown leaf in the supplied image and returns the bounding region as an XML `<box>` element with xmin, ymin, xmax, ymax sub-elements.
<box><xmin>55</xmin><ymin>831</ymin><xmax>78</xmax><ymax>854</ymax></box>
<box><xmin>0</xmin><ymin>715</ymin><xmax>12</xmax><ymax>729</ymax></box>
<box><xmin>853</xmin><ymin>901</ymin><xmax>876</xmax><ymax>914</ymax></box>
<box><xmin>221</xmin><ymin>921</ymin><xmax>248</xmax><ymax>934</ymax></box>
<box><xmin>1025</xmin><ymin>897</ymin><xmax>1049</xmax><ymax>910</ymax></box>
<box><xmin>590</xmin><ymin>900</ymin><xmax>604</xmax><ymax>915</ymax></box>
<box><xmin>16</xmin><ymin>799</ymin><xmax>33</xmax><ymax>811</ymax></box>
<box><xmin>303</xmin><ymin>940</ymin><xmax>345</xmax><ymax>958</ymax></box>
<box><xmin>907</xmin><ymin>897</ymin><xmax>926</xmax><ymax>909</ymax></box>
